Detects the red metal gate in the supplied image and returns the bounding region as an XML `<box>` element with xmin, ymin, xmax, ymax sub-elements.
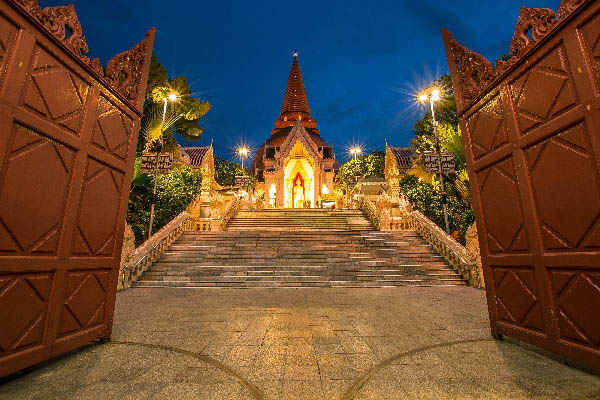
<box><xmin>444</xmin><ymin>0</ymin><xmax>600</xmax><ymax>370</ymax></box>
<box><xmin>0</xmin><ymin>0</ymin><xmax>153</xmax><ymax>376</ymax></box>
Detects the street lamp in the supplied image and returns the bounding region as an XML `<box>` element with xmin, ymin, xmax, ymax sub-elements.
<box><xmin>238</xmin><ymin>147</ymin><xmax>250</xmax><ymax>169</ymax></box>
<box><xmin>417</xmin><ymin>86</ymin><xmax>451</xmax><ymax>234</ymax></box>
<box><xmin>148</xmin><ymin>92</ymin><xmax>178</xmax><ymax>239</ymax></box>
<box><xmin>349</xmin><ymin>147</ymin><xmax>363</xmax><ymax>160</ymax></box>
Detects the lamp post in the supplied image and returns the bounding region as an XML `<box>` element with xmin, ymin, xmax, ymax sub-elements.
<box><xmin>238</xmin><ymin>147</ymin><xmax>250</xmax><ymax>170</ymax></box>
<box><xmin>417</xmin><ymin>86</ymin><xmax>451</xmax><ymax>234</ymax></box>
<box><xmin>148</xmin><ymin>92</ymin><xmax>178</xmax><ymax>239</ymax></box>
<box><xmin>349</xmin><ymin>147</ymin><xmax>362</xmax><ymax>160</ymax></box>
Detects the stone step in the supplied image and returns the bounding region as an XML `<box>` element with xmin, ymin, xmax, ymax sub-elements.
<box><xmin>133</xmin><ymin>209</ymin><xmax>466</xmax><ymax>288</ymax></box>
<box><xmin>133</xmin><ymin>278</ymin><xmax>466</xmax><ymax>288</ymax></box>
<box><xmin>148</xmin><ymin>263</ymin><xmax>451</xmax><ymax>272</ymax></box>
<box><xmin>137</xmin><ymin>274</ymin><xmax>462</xmax><ymax>283</ymax></box>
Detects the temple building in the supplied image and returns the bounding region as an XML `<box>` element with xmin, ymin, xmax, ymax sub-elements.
<box><xmin>251</xmin><ymin>53</ymin><xmax>338</xmax><ymax>208</ymax></box>
<box><xmin>384</xmin><ymin>143</ymin><xmax>432</xmax><ymax>181</ymax></box>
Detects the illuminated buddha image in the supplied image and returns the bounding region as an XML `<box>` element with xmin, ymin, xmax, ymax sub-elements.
<box><xmin>293</xmin><ymin>174</ymin><xmax>305</xmax><ymax>208</ymax></box>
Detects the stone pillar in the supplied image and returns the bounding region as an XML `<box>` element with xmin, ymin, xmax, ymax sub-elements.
<box><xmin>387</xmin><ymin>165</ymin><xmax>401</xmax><ymax>204</ymax></box>
<box><xmin>313</xmin><ymin>168</ymin><xmax>320</xmax><ymax>208</ymax></box>
<box><xmin>199</xmin><ymin>164</ymin><xmax>212</xmax><ymax>218</ymax></box>
<box><xmin>465</xmin><ymin>222</ymin><xmax>484</xmax><ymax>288</ymax></box>
<box><xmin>276</xmin><ymin>171</ymin><xmax>285</xmax><ymax>208</ymax></box>
<box><xmin>118</xmin><ymin>223</ymin><xmax>136</xmax><ymax>290</ymax></box>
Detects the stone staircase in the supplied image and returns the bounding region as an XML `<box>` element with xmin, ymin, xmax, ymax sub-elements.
<box><xmin>226</xmin><ymin>209</ymin><xmax>373</xmax><ymax>231</ymax></box>
<box><xmin>133</xmin><ymin>209</ymin><xmax>466</xmax><ymax>288</ymax></box>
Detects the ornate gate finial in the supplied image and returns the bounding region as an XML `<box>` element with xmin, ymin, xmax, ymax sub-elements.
<box><xmin>14</xmin><ymin>0</ymin><xmax>155</xmax><ymax>111</ymax></box>
<box><xmin>441</xmin><ymin>29</ymin><xmax>494</xmax><ymax>112</ymax></box>
<box><xmin>443</xmin><ymin>0</ymin><xmax>588</xmax><ymax>113</ymax></box>
<box><xmin>509</xmin><ymin>7</ymin><xmax>557</xmax><ymax>57</ymax></box>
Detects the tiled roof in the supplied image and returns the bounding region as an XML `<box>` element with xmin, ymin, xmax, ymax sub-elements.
<box><xmin>390</xmin><ymin>147</ymin><xmax>417</xmax><ymax>168</ymax></box>
<box><xmin>180</xmin><ymin>146</ymin><xmax>210</xmax><ymax>167</ymax></box>
<box><xmin>251</xmin><ymin>127</ymin><xmax>334</xmax><ymax>172</ymax></box>
<box><xmin>267</xmin><ymin>127</ymin><xmax>329</xmax><ymax>147</ymax></box>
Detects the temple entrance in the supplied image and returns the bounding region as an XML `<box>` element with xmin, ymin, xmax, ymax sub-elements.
<box><xmin>283</xmin><ymin>141</ymin><xmax>315</xmax><ymax>208</ymax></box>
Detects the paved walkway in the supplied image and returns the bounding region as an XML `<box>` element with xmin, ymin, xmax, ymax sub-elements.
<box><xmin>1</xmin><ymin>287</ymin><xmax>599</xmax><ymax>399</ymax></box>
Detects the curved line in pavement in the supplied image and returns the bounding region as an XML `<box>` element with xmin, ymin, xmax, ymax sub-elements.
<box><xmin>107</xmin><ymin>341</ymin><xmax>263</xmax><ymax>400</ymax></box>
<box><xmin>339</xmin><ymin>338</ymin><xmax>493</xmax><ymax>400</ymax></box>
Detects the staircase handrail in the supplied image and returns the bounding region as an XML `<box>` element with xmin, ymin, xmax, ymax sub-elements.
<box><xmin>406</xmin><ymin>210</ymin><xmax>480</xmax><ymax>287</ymax></box>
<box><xmin>357</xmin><ymin>196</ymin><xmax>380</xmax><ymax>230</ymax></box>
<box><xmin>119</xmin><ymin>211</ymin><xmax>193</xmax><ymax>290</ymax></box>
<box><xmin>220</xmin><ymin>195</ymin><xmax>241</xmax><ymax>230</ymax></box>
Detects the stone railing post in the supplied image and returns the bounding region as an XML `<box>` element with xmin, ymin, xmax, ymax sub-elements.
<box><xmin>465</xmin><ymin>222</ymin><xmax>484</xmax><ymax>288</ymax></box>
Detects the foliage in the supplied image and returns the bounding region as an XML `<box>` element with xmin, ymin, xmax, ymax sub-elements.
<box><xmin>437</xmin><ymin>124</ymin><xmax>466</xmax><ymax>171</ymax></box>
<box><xmin>404</xmin><ymin>74</ymin><xmax>476</xmax><ymax>240</ymax></box>
<box><xmin>214</xmin><ymin>156</ymin><xmax>257</xmax><ymax>189</ymax></box>
<box><xmin>411</xmin><ymin>74</ymin><xmax>460</xmax><ymax>155</ymax></box>
<box><xmin>400</xmin><ymin>175</ymin><xmax>474</xmax><ymax>244</ymax></box>
<box><xmin>335</xmin><ymin>150</ymin><xmax>385</xmax><ymax>193</ymax></box>
<box><xmin>126</xmin><ymin>164</ymin><xmax>203</xmax><ymax>246</ymax></box>
<box><xmin>137</xmin><ymin>56</ymin><xmax>211</xmax><ymax>154</ymax></box>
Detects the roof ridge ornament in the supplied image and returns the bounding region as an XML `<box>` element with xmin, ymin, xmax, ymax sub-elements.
<box><xmin>14</xmin><ymin>0</ymin><xmax>155</xmax><ymax>111</ymax></box>
<box><xmin>443</xmin><ymin>0</ymin><xmax>587</xmax><ymax>113</ymax></box>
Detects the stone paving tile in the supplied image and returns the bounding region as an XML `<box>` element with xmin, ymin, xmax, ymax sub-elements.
<box><xmin>225</xmin><ymin>345</ymin><xmax>260</xmax><ymax>367</ymax></box>
<box><xmin>1</xmin><ymin>287</ymin><xmax>599</xmax><ymax>400</ymax></box>
<box><xmin>283</xmin><ymin>364</ymin><xmax>321</xmax><ymax>380</ymax></box>
<box><xmin>280</xmin><ymin>380</ymin><xmax>325</xmax><ymax>400</ymax></box>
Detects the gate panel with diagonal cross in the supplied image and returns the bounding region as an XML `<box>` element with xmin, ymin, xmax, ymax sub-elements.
<box><xmin>0</xmin><ymin>0</ymin><xmax>154</xmax><ymax>377</ymax></box>
<box><xmin>444</xmin><ymin>0</ymin><xmax>600</xmax><ymax>370</ymax></box>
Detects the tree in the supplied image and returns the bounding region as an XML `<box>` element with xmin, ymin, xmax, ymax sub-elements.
<box><xmin>403</xmin><ymin>74</ymin><xmax>475</xmax><ymax>240</ymax></box>
<box><xmin>334</xmin><ymin>150</ymin><xmax>385</xmax><ymax>193</ymax></box>
<box><xmin>400</xmin><ymin>174</ymin><xmax>474</xmax><ymax>244</ymax></box>
<box><xmin>137</xmin><ymin>56</ymin><xmax>211</xmax><ymax>154</ymax></box>
<box><xmin>214</xmin><ymin>156</ymin><xmax>257</xmax><ymax>189</ymax></box>
<box><xmin>126</xmin><ymin>165</ymin><xmax>203</xmax><ymax>246</ymax></box>
<box><xmin>411</xmin><ymin>74</ymin><xmax>460</xmax><ymax>155</ymax></box>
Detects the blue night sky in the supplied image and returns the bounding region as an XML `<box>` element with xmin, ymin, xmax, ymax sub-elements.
<box><xmin>44</xmin><ymin>0</ymin><xmax>560</xmax><ymax>162</ymax></box>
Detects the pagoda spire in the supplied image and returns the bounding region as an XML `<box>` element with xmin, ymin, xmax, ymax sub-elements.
<box><xmin>273</xmin><ymin>51</ymin><xmax>318</xmax><ymax>134</ymax></box>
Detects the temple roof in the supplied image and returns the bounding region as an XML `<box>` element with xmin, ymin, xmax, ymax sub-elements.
<box><xmin>266</xmin><ymin>126</ymin><xmax>329</xmax><ymax>147</ymax></box>
<box><xmin>251</xmin><ymin>123</ymin><xmax>337</xmax><ymax>174</ymax></box>
<box><xmin>390</xmin><ymin>147</ymin><xmax>417</xmax><ymax>168</ymax></box>
<box><xmin>273</xmin><ymin>52</ymin><xmax>318</xmax><ymax>133</ymax></box>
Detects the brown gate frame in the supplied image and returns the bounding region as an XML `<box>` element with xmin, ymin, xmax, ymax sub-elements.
<box><xmin>444</xmin><ymin>0</ymin><xmax>600</xmax><ymax>370</ymax></box>
<box><xmin>0</xmin><ymin>0</ymin><xmax>154</xmax><ymax>377</ymax></box>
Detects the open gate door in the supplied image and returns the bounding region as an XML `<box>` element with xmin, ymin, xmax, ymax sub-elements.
<box><xmin>0</xmin><ymin>0</ymin><xmax>154</xmax><ymax>376</ymax></box>
<box><xmin>444</xmin><ymin>0</ymin><xmax>600</xmax><ymax>370</ymax></box>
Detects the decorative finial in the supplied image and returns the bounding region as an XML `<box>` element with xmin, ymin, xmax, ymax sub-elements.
<box><xmin>294</xmin><ymin>50</ymin><xmax>298</xmax><ymax>58</ymax></box>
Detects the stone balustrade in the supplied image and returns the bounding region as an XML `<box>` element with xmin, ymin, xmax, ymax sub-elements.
<box><xmin>405</xmin><ymin>211</ymin><xmax>483</xmax><ymax>288</ymax></box>
<box><xmin>356</xmin><ymin>194</ymin><xmax>484</xmax><ymax>288</ymax></box>
<box><xmin>357</xmin><ymin>197</ymin><xmax>380</xmax><ymax>230</ymax></box>
<box><xmin>118</xmin><ymin>211</ymin><xmax>193</xmax><ymax>290</ymax></box>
